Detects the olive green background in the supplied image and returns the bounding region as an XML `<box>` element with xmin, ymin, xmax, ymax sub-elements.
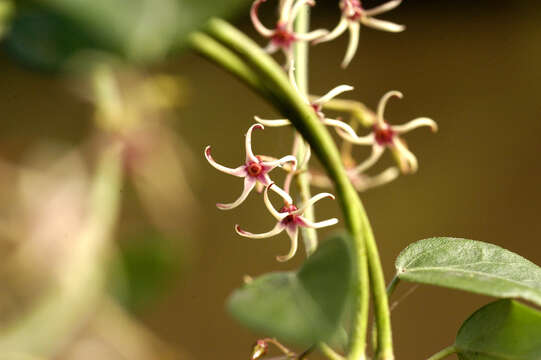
<box><xmin>1</xmin><ymin>0</ymin><xmax>541</xmax><ymax>359</ymax></box>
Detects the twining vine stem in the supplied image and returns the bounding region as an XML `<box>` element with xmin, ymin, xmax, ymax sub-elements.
<box><xmin>190</xmin><ymin>17</ymin><xmax>394</xmax><ymax>360</ymax></box>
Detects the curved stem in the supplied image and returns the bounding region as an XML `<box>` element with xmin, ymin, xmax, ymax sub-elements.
<box><xmin>203</xmin><ymin>18</ymin><xmax>376</xmax><ymax>360</ymax></box>
<box><xmin>293</xmin><ymin>1</ymin><xmax>317</xmax><ymax>256</ymax></box>
<box><xmin>426</xmin><ymin>346</ymin><xmax>457</xmax><ymax>360</ymax></box>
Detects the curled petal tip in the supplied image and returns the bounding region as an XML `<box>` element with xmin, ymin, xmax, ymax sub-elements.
<box><xmin>251</xmin><ymin>123</ymin><xmax>265</xmax><ymax>131</ymax></box>
<box><xmin>276</xmin><ymin>254</ymin><xmax>292</xmax><ymax>262</ymax></box>
<box><xmin>235</xmin><ymin>224</ymin><xmax>246</xmax><ymax>235</ymax></box>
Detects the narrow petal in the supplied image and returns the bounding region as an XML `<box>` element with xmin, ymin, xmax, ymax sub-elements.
<box><xmin>217</xmin><ymin>177</ymin><xmax>257</xmax><ymax>210</ymax></box>
<box><xmin>288</xmin><ymin>0</ymin><xmax>315</xmax><ymax>24</ymax></box>
<box><xmin>276</xmin><ymin>225</ymin><xmax>299</xmax><ymax>262</ymax></box>
<box><xmin>288</xmin><ymin>64</ymin><xmax>310</xmax><ymax>103</ymax></box>
<box><xmin>351</xmin><ymin>145</ymin><xmax>385</xmax><ymax>174</ymax></box>
<box><xmin>261</xmin><ymin>155</ymin><xmax>298</xmax><ymax>173</ymax></box>
<box><xmin>257</xmin><ymin>173</ymin><xmax>273</xmax><ymax>187</ymax></box>
<box><xmin>364</xmin><ymin>0</ymin><xmax>402</xmax><ymax>16</ymax></box>
<box><xmin>377</xmin><ymin>90</ymin><xmax>403</xmax><ymax>127</ymax></box>
<box><xmin>295</xmin><ymin>29</ymin><xmax>329</xmax><ymax>42</ymax></box>
<box><xmin>313</xmin><ymin>17</ymin><xmax>349</xmax><ymax>44</ymax></box>
<box><xmin>352</xmin><ymin>166</ymin><xmax>400</xmax><ymax>191</ymax></box>
<box><xmin>269</xmin><ymin>183</ymin><xmax>293</xmax><ymax>204</ymax></box>
<box><xmin>280</xmin><ymin>0</ymin><xmax>295</xmax><ymax>23</ymax></box>
<box><xmin>254</xmin><ymin>116</ymin><xmax>292</xmax><ymax>127</ymax></box>
<box><xmin>245</xmin><ymin>124</ymin><xmax>264</xmax><ymax>163</ymax></box>
<box><xmin>392</xmin><ymin>138</ymin><xmax>418</xmax><ymax>173</ymax></box>
<box><xmin>264</xmin><ymin>41</ymin><xmax>280</xmax><ymax>54</ymax></box>
<box><xmin>264</xmin><ymin>183</ymin><xmax>287</xmax><ymax>220</ymax></box>
<box><xmin>313</xmin><ymin>85</ymin><xmax>354</xmax><ymax>105</ymax></box>
<box><xmin>324</xmin><ymin>118</ymin><xmax>361</xmax><ymax>139</ymax></box>
<box><xmin>292</xmin><ymin>192</ymin><xmax>335</xmax><ymax>216</ymax></box>
<box><xmin>391</xmin><ymin>117</ymin><xmax>438</xmax><ymax>134</ymax></box>
<box><xmin>361</xmin><ymin>16</ymin><xmax>405</xmax><ymax>33</ymax></box>
<box><xmin>235</xmin><ymin>222</ymin><xmax>285</xmax><ymax>239</ymax></box>
<box><xmin>335</xmin><ymin>127</ymin><xmax>375</xmax><ymax>145</ymax></box>
<box><xmin>342</xmin><ymin>22</ymin><xmax>360</xmax><ymax>68</ymax></box>
<box><xmin>204</xmin><ymin>146</ymin><xmax>246</xmax><ymax>177</ymax></box>
<box><xmin>297</xmin><ymin>216</ymin><xmax>338</xmax><ymax>229</ymax></box>
<box><xmin>251</xmin><ymin>0</ymin><xmax>274</xmax><ymax>37</ymax></box>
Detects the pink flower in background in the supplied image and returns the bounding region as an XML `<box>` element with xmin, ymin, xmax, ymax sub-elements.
<box><xmin>205</xmin><ymin>124</ymin><xmax>297</xmax><ymax>210</ymax></box>
<box><xmin>315</xmin><ymin>0</ymin><xmax>405</xmax><ymax>67</ymax></box>
<box><xmin>337</xmin><ymin>90</ymin><xmax>437</xmax><ymax>174</ymax></box>
<box><xmin>235</xmin><ymin>183</ymin><xmax>338</xmax><ymax>262</ymax></box>
<box><xmin>251</xmin><ymin>0</ymin><xmax>328</xmax><ymax>65</ymax></box>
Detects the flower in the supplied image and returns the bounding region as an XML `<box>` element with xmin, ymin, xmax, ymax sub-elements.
<box><xmin>235</xmin><ymin>183</ymin><xmax>338</xmax><ymax>262</ymax></box>
<box><xmin>205</xmin><ymin>124</ymin><xmax>297</xmax><ymax>210</ymax></box>
<box><xmin>251</xmin><ymin>0</ymin><xmax>328</xmax><ymax>65</ymax></box>
<box><xmin>336</xmin><ymin>91</ymin><xmax>437</xmax><ymax>174</ymax></box>
<box><xmin>254</xmin><ymin>65</ymin><xmax>360</xmax><ymax>139</ymax></box>
<box><xmin>310</xmin><ymin>166</ymin><xmax>399</xmax><ymax>192</ymax></box>
<box><xmin>315</xmin><ymin>0</ymin><xmax>405</xmax><ymax>67</ymax></box>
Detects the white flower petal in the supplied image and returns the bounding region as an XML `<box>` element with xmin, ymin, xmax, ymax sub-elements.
<box><xmin>364</xmin><ymin>0</ymin><xmax>402</xmax><ymax>17</ymax></box>
<box><xmin>361</xmin><ymin>16</ymin><xmax>405</xmax><ymax>33</ymax></box>
<box><xmin>391</xmin><ymin>117</ymin><xmax>438</xmax><ymax>134</ymax></box>
<box><xmin>245</xmin><ymin>123</ymin><xmax>264</xmax><ymax>163</ymax></box>
<box><xmin>216</xmin><ymin>176</ymin><xmax>257</xmax><ymax>210</ymax></box>
<box><xmin>254</xmin><ymin>116</ymin><xmax>292</xmax><ymax>127</ymax></box>
<box><xmin>235</xmin><ymin>222</ymin><xmax>285</xmax><ymax>239</ymax></box>
<box><xmin>276</xmin><ymin>225</ymin><xmax>299</xmax><ymax>262</ymax></box>
<box><xmin>342</xmin><ymin>21</ymin><xmax>360</xmax><ymax>68</ymax></box>
<box><xmin>204</xmin><ymin>146</ymin><xmax>246</xmax><ymax>177</ymax></box>
<box><xmin>292</xmin><ymin>192</ymin><xmax>335</xmax><ymax>216</ymax></box>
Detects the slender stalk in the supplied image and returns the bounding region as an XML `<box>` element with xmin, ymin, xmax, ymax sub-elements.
<box><xmin>203</xmin><ymin>18</ymin><xmax>372</xmax><ymax>360</ymax></box>
<box><xmin>426</xmin><ymin>346</ymin><xmax>457</xmax><ymax>360</ymax></box>
<box><xmin>387</xmin><ymin>276</ymin><xmax>400</xmax><ymax>297</ymax></box>
<box><xmin>293</xmin><ymin>2</ymin><xmax>317</xmax><ymax>255</ymax></box>
<box><xmin>319</xmin><ymin>343</ymin><xmax>346</xmax><ymax>360</ymax></box>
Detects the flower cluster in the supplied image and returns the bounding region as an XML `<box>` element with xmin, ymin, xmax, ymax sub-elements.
<box><xmin>206</xmin><ymin>0</ymin><xmax>437</xmax><ymax>263</ymax></box>
<box><xmin>205</xmin><ymin>124</ymin><xmax>338</xmax><ymax>262</ymax></box>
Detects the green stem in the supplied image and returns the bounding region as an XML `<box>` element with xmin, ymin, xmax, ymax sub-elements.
<box><xmin>319</xmin><ymin>343</ymin><xmax>346</xmax><ymax>360</ymax></box>
<box><xmin>203</xmin><ymin>18</ymin><xmax>372</xmax><ymax>360</ymax></box>
<box><xmin>188</xmin><ymin>32</ymin><xmax>268</xmax><ymax>98</ymax></box>
<box><xmin>386</xmin><ymin>276</ymin><xmax>400</xmax><ymax>297</ymax></box>
<box><xmin>293</xmin><ymin>2</ymin><xmax>317</xmax><ymax>256</ymax></box>
<box><xmin>426</xmin><ymin>346</ymin><xmax>457</xmax><ymax>360</ymax></box>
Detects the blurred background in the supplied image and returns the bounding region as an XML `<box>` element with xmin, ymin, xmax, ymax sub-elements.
<box><xmin>1</xmin><ymin>0</ymin><xmax>541</xmax><ymax>359</ymax></box>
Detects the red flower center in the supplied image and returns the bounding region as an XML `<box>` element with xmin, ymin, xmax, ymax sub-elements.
<box><xmin>374</xmin><ymin>125</ymin><xmax>395</xmax><ymax>145</ymax></box>
<box><xmin>246</xmin><ymin>161</ymin><xmax>263</xmax><ymax>177</ymax></box>
<box><xmin>272</xmin><ymin>24</ymin><xmax>296</xmax><ymax>49</ymax></box>
<box><xmin>280</xmin><ymin>204</ymin><xmax>298</xmax><ymax>224</ymax></box>
<box><xmin>343</xmin><ymin>0</ymin><xmax>363</xmax><ymax>20</ymax></box>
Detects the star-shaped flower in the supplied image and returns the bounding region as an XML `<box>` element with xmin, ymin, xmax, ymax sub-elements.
<box><xmin>251</xmin><ymin>0</ymin><xmax>328</xmax><ymax>65</ymax></box>
<box><xmin>235</xmin><ymin>183</ymin><xmax>338</xmax><ymax>262</ymax></box>
<box><xmin>205</xmin><ymin>124</ymin><xmax>297</xmax><ymax>210</ymax></box>
<box><xmin>315</xmin><ymin>0</ymin><xmax>405</xmax><ymax>67</ymax></box>
<box><xmin>336</xmin><ymin>90</ymin><xmax>437</xmax><ymax>174</ymax></box>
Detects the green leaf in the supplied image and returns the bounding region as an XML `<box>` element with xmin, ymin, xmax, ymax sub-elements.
<box><xmin>227</xmin><ymin>234</ymin><xmax>352</xmax><ymax>346</ymax></box>
<box><xmin>455</xmin><ymin>300</ymin><xmax>541</xmax><ymax>360</ymax></box>
<box><xmin>395</xmin><ymin>237</ymin><xmax>541</xmax><ymax>306</ymax></box>
<box><xmin>6</xmin><ymin>0</ymin><xmax>251</xmax><ymax>71</ymax></box>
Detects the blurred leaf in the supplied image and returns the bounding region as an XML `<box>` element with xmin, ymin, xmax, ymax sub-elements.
<box><xmin>5</xmin><ymin>0</ymin><xmax>251</xmax><ymax>71</ymax></box>
<box><xmin>227</xmin><ymin>234</ymin><xmax>352</xmax><ymax>346</ymax></box>
<box><xmin>455</xmin><ymin>300</ymin><xmax>541</xmax><ymax>360</ymax></box>
<box><xmin>109</xmin><ymin>231</ymin><xmax>181</xmax><ymax>312</ymax></box>
<box><xmin>395</xmin><ymin>238</ymin><xmax>541</xmax><ymax>306</ymax></box>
